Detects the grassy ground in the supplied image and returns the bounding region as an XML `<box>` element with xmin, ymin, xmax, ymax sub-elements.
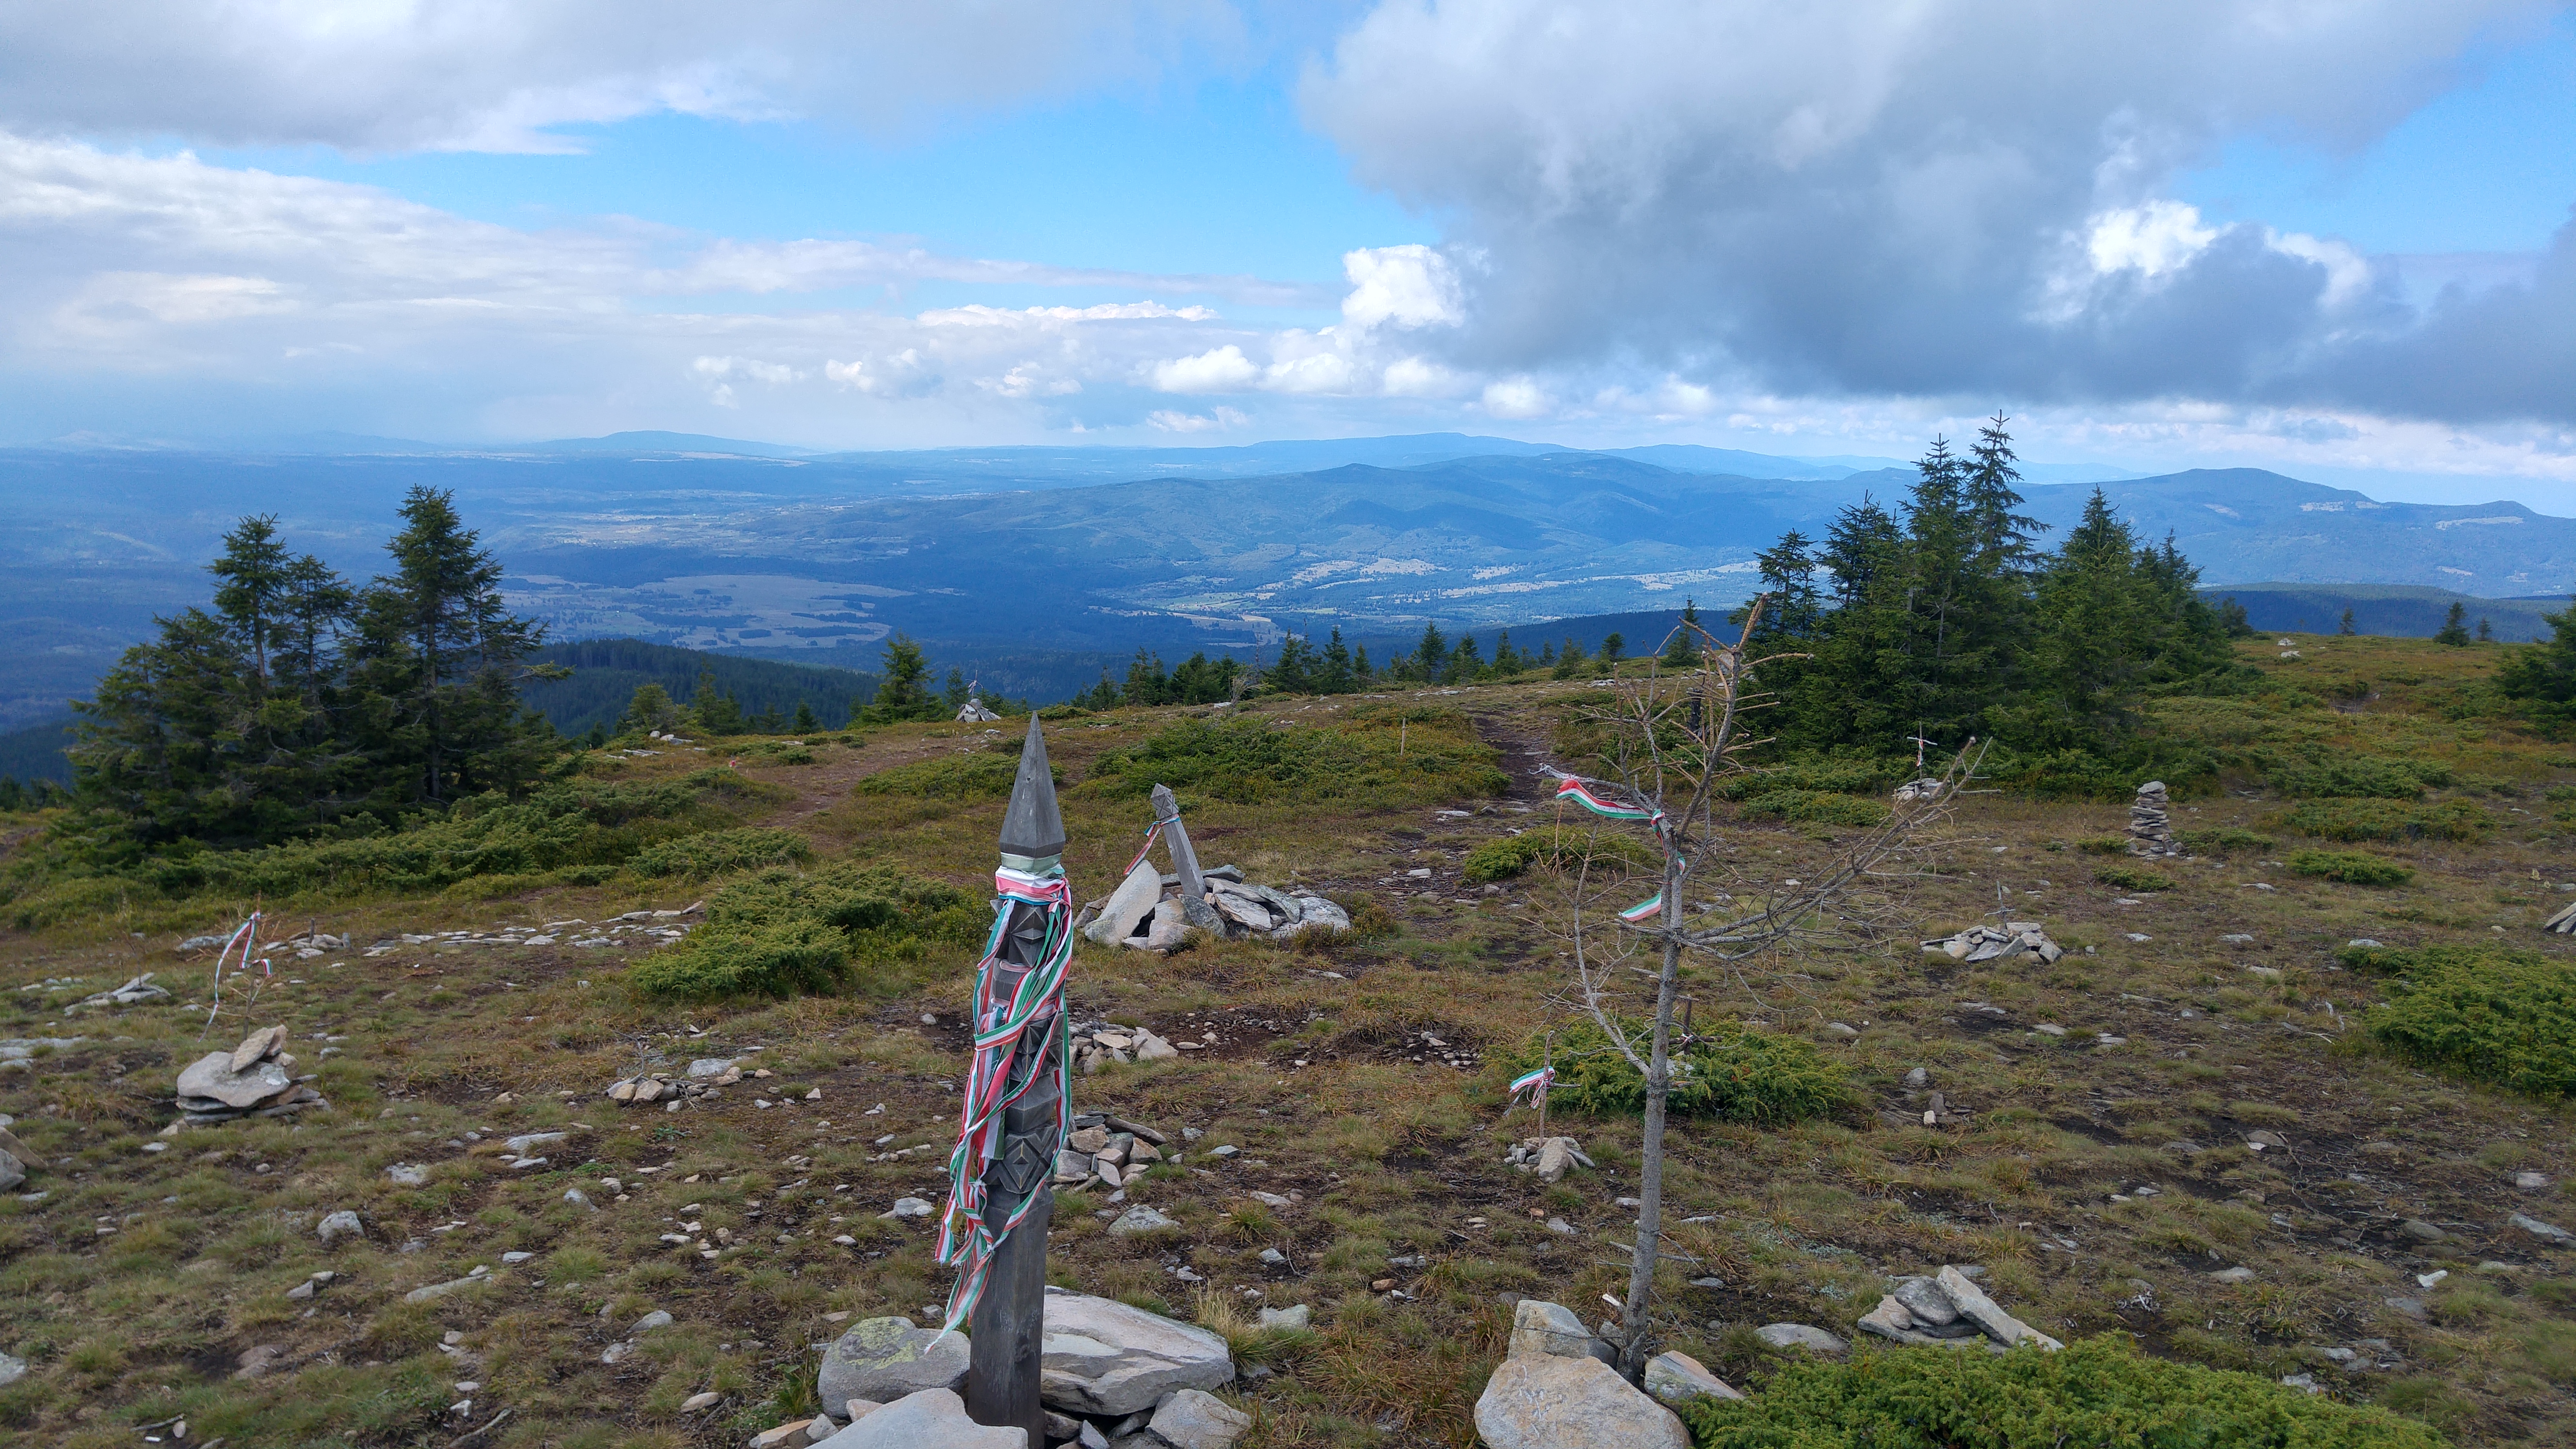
<box><xmin>1</xmin><ymin>635</ymin><xmax>2572</xmax><ymax>1448</ymax></box>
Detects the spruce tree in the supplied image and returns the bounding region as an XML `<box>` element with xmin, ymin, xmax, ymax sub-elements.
<box><xmin>2338</xmin><ymin>608</ymin><xmax>2357</xmax><ymax>636</ymax></box>
<box><xmin>791</xmin><ymin>700</ymin><xmax>820</xmax><ymax>733</ymax></box>
<box><xmin>2435</xmin><ymin>601</ymin><xmax>2473</xmax><ymax>646</ymax></box>
<box><xmin>1662</xmin><ymin>601</ymin><xmax>1700</xmax><ymax>666</ymax></box>
<box><xmin>346</xmin><ymin>485</ymin><xmax>556</xmax><ymax>805</ymax></box>
<box><xmin>861</xmin><ymin>635</ymin><xmax>938</xmax><ymax>722</ymax></box>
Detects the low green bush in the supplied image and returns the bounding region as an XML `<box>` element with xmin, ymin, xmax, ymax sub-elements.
<box><xmin>2337</xmin><ymin>945</ymin><xmax>2576</xmax><ymax>1098</ymax></box>
<box><xmin>2180</xmin><ymin>826</ymin><xmax>2275</xmax><ymax>855</ymax></box>
<box><xmin>1677</xmin><ymin>1336</ymin><xmax>2445</xmax><ymax>1449</ymax></box>
<box><xmin>2092</xmin><ymin>864</ymin><xmax>2176</xmax><ymax>892</ymax></box>
<box><xmin>2546</xmin><ymin>784</ymin><xmax>2576</xmax><ymax>803</ymax></box>
<box><xmin>628</xmin><ymin>862</ymin><xmax>982</xmax><ymax>1000</ymax></box>
<box><xmin>1080</xmin><ymin>711</ymin><xmax>1506</xmax><ymax>806</ymax></box>
<box><xmin>2263</xmin><ymin>755</ymin><xmax>2447</xmax><ymax>799</ymax></box>
<box><xmin>853</xmin><ymin>753</ymin><xmax>1043</xmax><ymax>800</ymax></box>
<box><xmin>629</xmin><ymin>827</ymin><xmax>812</xmax><ymax>880</ymax></box>
<box><xmin>1501</xmin><ymin>1017</ymin><xmax>1848</xmax><ymax>1126</ymax></box>
<box><xmin>2277</xmin><ymin>797</ymin><xmax>2491</xmax><ymax>843</ymax></box>
<box><xmin>1461</xmin><ymin>828</ymin><xmax>1657</xmax><ymax>883</ymax></box>
<box><xmin>1737</xmin><ymin>790</ymin><xmax>1890</xmax><ymax>828</ymax></box>
<box><xmin>2073</xmin><ymin>836</ymin><xmax>2129</xmax><ymax>854</ymax></box>
<box><xmin>2286</xmin><ymin>850</ymin><xmax>2414</xmax><ymax>886</ymax></box>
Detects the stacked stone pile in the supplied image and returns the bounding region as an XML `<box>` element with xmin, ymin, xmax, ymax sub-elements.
<box><xmin>604</xmin><ymin>1054</ymin><xmax>773</xmax><ymax>1110</ymax></box>
<box><xmin>1855</xmin><ymin>1264</ymin><xmax>2064</xmax><ymax>1351</ymax></box>
<box><xmin>1080</xmin><ymin>860</ymin><xmax>1350</xmax><ymax>952</ymax></box>
<box><xmin>2129</xmin><ymin>781</ymin><xmax>2181</xmax><ymax>856</ymax></box>
<box><xmin>803</xmin><ymin>1288</ymin><xmax>1243</xmax><ymax>1448</ymax></box>
<box><xmin>1502</xmin><ymin>1136</ymin><xmax>1594</xmax><ymax>1182</ymax></box>
<box><xmin>65</xmin><ymin>973</ymin><xmax>172</xmax><ymax>1011</ymax></box>
<box><xmin>1066</xmin><ymin>1022</ymin><xmax>1177</xmax><ymax>1073</ymax></box>
<box><xmin>1051</xmin><ymin>1112</ymin><xmax>1170</xmax><ymax>1192</ymax></box>
<box><xmin>1920</xmin><ymin>922</ymin><xmax>2063</xmax><ymax>965</ymax></box>
<box><xmin>176</xmin><ymin>1025</ymin><xmax>330</xmax><ymax>1124</ymax></box>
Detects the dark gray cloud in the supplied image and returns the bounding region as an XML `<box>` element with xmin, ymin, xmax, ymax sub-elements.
<box><xmin>1304</xmin><ymin>0</ymin><xmax>2576</xmax><ymax>425</ymax></box>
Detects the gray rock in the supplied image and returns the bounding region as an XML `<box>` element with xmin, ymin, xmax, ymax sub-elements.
<box><xmin>403</xmin><ymin>1268</ymin><xmax>496</xmax><ymax>1304</ymax></box>
<box><xmin>686</xmin><ymin>1058</ymin><xmax>736</xmax><ymax>1077</ymax></box>
<box><xmin>1903</xmin><ymin>1067</ymin><xmax>1930</xmax><ymax>1088</ymax></box>
<box><xmin>176</xmin><ymin>1051</ymin><xmax>293</xmax><ymax>1110</ymax></box>
<box><xmin>1142</xmin><ymin>902</ymin><xmax>1189</xmax><ymax>953</ymax></box>
<box><xmin>1257</xmin><ymin>1304</ymin><xmax>1309</xmax><ymax>1331</ymax></box>
<box><xmin>1149</xmin><ymin>1388</ymin><xmax>1252</xmax><ymax>1449</ymax></box>
<box><xmin>1038</xmin><ymin>1287</ymin><xmax>1234</xmax><ymax>1417</ymax></box>
<box><xmin>2513</xmin><ymin>1171</ymin><xmax>2553</xmax><ymax>1191</ymax></box>
<box><xmin>1473</xmin><ymin>1351</ymin><xmax>1689</xmax><ymax>1449</ymax></box>
<box><xmin>0</xmin><ymin>1351</ymin><xmax>24</xmax><ymax>1388</ymax></box>
<box><xmin>2385</xmin><ymin>1296</ymin><xmax>2429</xmax><ymax>1321</ymax></box>
<box><xmin>0</xmin><ymin>1150</ymin><xmax>21</xmax><ymax>1193</ymax></box>
<box><xmin>317</xmin><ymin>1209</ymin><xmax>364</xmax><ymax>1246</ymax></box>
<box><xmin>1507</xmin><ymin>1299</ymin><xmax>1595</xmax><ymax>1361</ymax></box>
<box><xmin>564</xmin><ymin>1188</ymin><xmax>595</xmax><ymax>1210</ymax></box>
<box><xmin>1078</xmin><ymin>1422</ymin><xmax>1109</xmax><ymax>1449</ymax></box>
<box><xmin>632</xmin><ymin>1310</ymin><xmax>674</xmax><ymax>1334</ymax></box>
<box><xmin>504</xmin><ymin>1132</ymin><xmax>568</xmax><ymax>1154</ymax></box>
<box><xmin>882</xmin><ymin>1197</ymin><xmax>935</xmax><ymax>1220</ymax></box>
<box><xmin>2511</xmin><ymin>1212</ymin><xmax>2575</xmax><ymax>1246</ymax></box>
<box><xmin>2211</xmin><ymin>1267</ymin><xmax>2256</xmax><ymax>1285</ymax></box>
<box><xmin>385</xmin><ymin>1163</ymin><xmax>430</xmax><ymax>1187</ymax></box>
<box><xmin>1937</xmin><ymin>1266</ymin><xmax>2062</xmax><ymax>1350</ymax></box>
<box><xmin>2399</xmin><ymin>1220</ymin><xmax>2446</xmax><ymax>1242</ymax></box>
<box><xmin>1256</xmin><ymin>1248</ymin><xmax>1287</xmax><ymax>1267</ymax></box>
<box><xmin>1643</xmin><ymin>1350</ymin><xmax>1741</xmax><ymax>1404</ymax></box>
<box><xmin>815</xmin><ymin>1318</ymin><xmax>969</xmax><ymax>1409</ymax></box>
<box><xmin>1755</xmin><ymin>1323</ymin><xmax>1847</xmax><ymax>1354</ymax></box>
<box><xmin>1891</xmin><ymin>1276</ymin><xmax>1960</xmax><ymax>1326</ymax></box>
<box><xmin>1535</xmin><ymin>1137</ymin><xmax>1577</xmax><ymax>1182</ymax></box>
<box><xmin>1085</xmin><ymin>861</ymin><xmax>1166</xmax><ymax>946</ymax></box>
<box><xmin>1107</xmin><ymin>1205</ymin><xmax>1177</xmax><ymax>1236</ymax></box>
<box><xmin>811</xmin><ymin>1388</ymin><xmax>1024</xmax><ymax>1449</ymax></box>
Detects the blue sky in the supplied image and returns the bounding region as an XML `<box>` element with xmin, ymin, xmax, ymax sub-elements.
<box><xmin>1</xmin><ymin>1</ymin><xmax>2572</xmax><ymax>505</ymax></box>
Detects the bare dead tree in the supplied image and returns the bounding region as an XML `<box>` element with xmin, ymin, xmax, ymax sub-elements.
<box><xmin>1538</xmin><ymin>596</ymin><xmax>1984</xmax><ymax>1379</ymax></box>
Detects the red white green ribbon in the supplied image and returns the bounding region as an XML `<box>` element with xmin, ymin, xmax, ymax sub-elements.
<box><xmin>935</xmin><ymin>865</ymin><xmax>1074</xmax><ymax>1333</ymax></box>
<box><xmin>1545</xmin><ymin>768</ymin><xmax>1674</xmax><ymax>922</ymax></box>
<box><xmin>1507</xmin><ymin>1065</ymin><xmax>1555</xmax><ymax>1107</ymax></box>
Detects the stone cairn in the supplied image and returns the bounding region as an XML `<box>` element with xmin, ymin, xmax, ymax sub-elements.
<box><xmin>2128</xmin><ymin>780</ymin><xmax>2182</xmax><ymax>857</ymax></box>
<box><xmin>1921</xmin><ymin>921</ymin><xmax>2063</xmax><ymax>965</ymax></box>
<box><xmin>176</xmin><ymin>1025</ymin><xmax>330</xmax><ymax>1124</ymax></box>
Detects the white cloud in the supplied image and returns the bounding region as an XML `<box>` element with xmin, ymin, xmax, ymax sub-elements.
<box><xmin>1147</xmin><ymin>405</ymin><xmax>1250</xmax><ymax>432</ymax></box>
<box><xmin>1480</xmin><ymin>377</ymin><xmax>1550</xmax><ymax>419</ymax></box>
<box><xmin>1149</xmin><ymin>344</ymin><xmax>1261</xmax><ymax>392</ymax></box>
<box><xmin>1380</xmin><ymin>355</ymin><xmax>1466</xmax><ymax>397</ymax></box>
<box><xmin>1340</xmin><ymin>243</ymin><xmax>1463</xmax><ymax>329</ymax></box>
<box><xmin>693</xmin><ymin>354</ymin><xmax>806</xmax><ymax>385</ymax></box>
<box><xmin>2086</xmin><ymin>201</ymin><xmax>2218</xmax><ymax>279</ymax></box>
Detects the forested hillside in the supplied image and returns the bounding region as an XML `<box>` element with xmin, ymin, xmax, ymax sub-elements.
<box><xmin>520</xmin><ymin>640</ymin><xmax>880</xmax><ymax>740</ymax></box>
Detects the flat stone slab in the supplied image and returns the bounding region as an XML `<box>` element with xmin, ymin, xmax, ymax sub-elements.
<box><xmin>1085</xmin><ymin>860</ymin><xmax>1166</xmax><ymax>946</ymax></box>
<box><xmin>1150</xmin><ymin>1388</ymin><xmax>1252</xmax><ymax>1449</ymax></box>
<box><xmin>1644</xmin><ymin>1350</ymin><xmax>1742</xmax><ymax>1404</ymax></box>
<box><xmin>814</xmin><ymin>1388</ymin><xmax>1023</xmax><ymax>1449</ymax></box>
<box><xmin>816</xmin><ymin>1317</ymin><xmax>969</xmax><ymax>1409</ymax></box>
<box><xmin>1474</xmin><ymin>1351</ymin><xmax>1688</xmax><ymax>1449</ymax></box>
<box><xmin>175</xmin><ymin>1051</ymin><xmax>292</xmax><ymax>1110</ymax></box>
<box><xmin>1939</xmin><ymin>1265</ymin><xmax>2063</xmax><ymax>1350</ymax></box>
<box><xmin>1039</xmin><ymin>1287</ymin><xmax>1234</xmax><ymax>1417</ymax></box>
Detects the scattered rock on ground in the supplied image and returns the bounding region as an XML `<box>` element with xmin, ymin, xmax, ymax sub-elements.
<box><xmin>1474</xmin><ymin>1347</ymin><xmax>1688</xmax><ymax>1449</ymax></box>
<box><xmin>1936</xmin><ymin>1265</ymin><xmax>2064</xmax><ymax>1350</ymax></box>
<box><xmin>816</xmin><ymin>1318</ymin><xmax>970</xmax><ymax>1409</ymax></box>
<box><xmin>1148</xmin><ymin>1388</ymin><xmax>1252</xmax><ymax>1449</ymax></box>
<box><xmin>316</xmin><ymin>1209</ymin><xmax>364</xmax><ymax>1246</ymax></box>
<box><xmin>2511</xmin><ymin>1212</ymin><xmax>2574</xmax><ymax>1246</ymax></box>
<box><xmin>1643</xmin><ymin>1350</ymin><xmax>1742</xmax><ymax>1404</ymax></box>
<box><xmin>1256</xmin><ymin>1304</ymin><xmax>1309</xmax><ymax>1331</ymax></box>
<box><xmin>65</xmin><ymin>973</ymin><xmax>172</xmax><ymax>1011</ymax></box>
<box><xmin>1107</xmin><ymin>1205</ymin><xmax>1178</xmax><ymax>1236</ymax></box>
<box><xmin>1756</xmin><ymin>1323</ymin><xmax>1848</xmax><ymax>1354</ymax></box>
<box><xmin>1038</xmin><ymin>1287</ymin><xmax>1235</xmax><ymax>1417</ymax></box>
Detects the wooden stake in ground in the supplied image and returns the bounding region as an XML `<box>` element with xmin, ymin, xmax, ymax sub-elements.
<box><xmin>964</xmin><ymin>717</ymin><xmax>1071</xmax><ymax>1448</ymax></box>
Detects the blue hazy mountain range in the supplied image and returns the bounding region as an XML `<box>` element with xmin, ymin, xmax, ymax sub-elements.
<box><xmin>0</xmin><ymin>433</ymin><xmax>2569</xmax><ymax>729</ymax></box>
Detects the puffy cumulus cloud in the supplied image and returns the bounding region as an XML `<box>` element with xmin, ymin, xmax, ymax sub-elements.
<box><xmin>0</xmin><ymin>0</ymin><xmax>1237</xmax><ymax>153</ymax></box>
<box><xmin>1478</xmin><ymin>376</ymin><xmax>1548</xmax><ymax>419</ymax></box>
<box><xmin>1340</xmin><ymin>242</ymin><xmax>1462</xmax><ymax>328</ymax></box>
<box><xmin>1149</xmin><ymin>344</ymin><xmax>1262</xmax><ymax>391</ymax></box>
<box><xmin>1303</xmin><ymin>0</ymin><xmax>2576</xmax><ymax>425</ymax></box>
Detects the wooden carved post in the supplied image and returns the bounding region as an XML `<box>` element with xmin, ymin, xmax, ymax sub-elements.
<box><xmin>950</xmin><ymin>716</ymin><xmax>1071</xmax><ymax>1448</ymax></box>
